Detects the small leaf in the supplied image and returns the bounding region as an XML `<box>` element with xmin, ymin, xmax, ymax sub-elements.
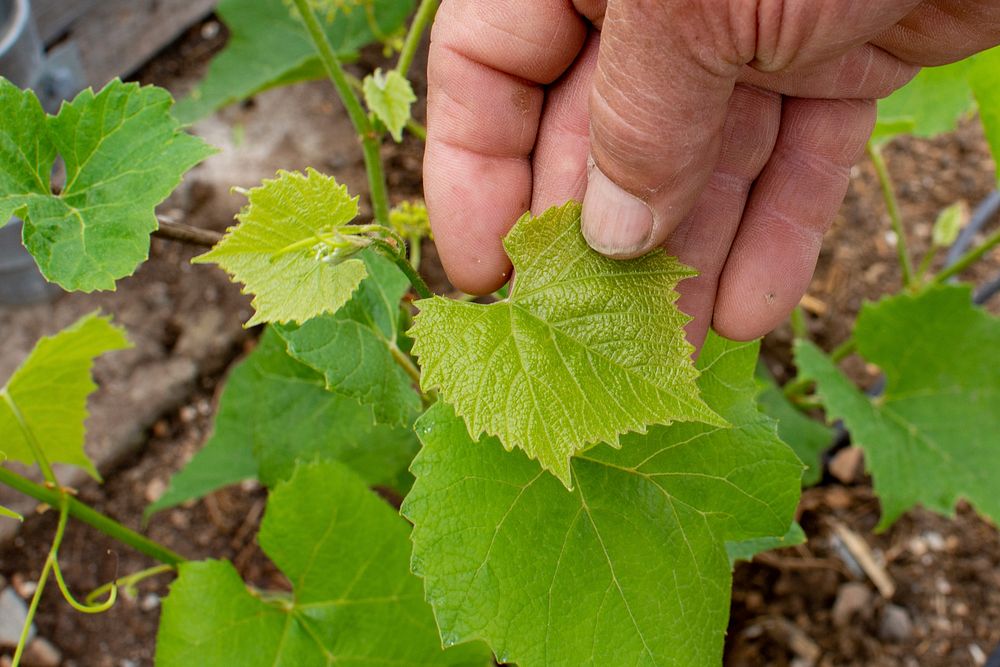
<box><xmin>173</xmin><ymin>0</ymin><xmax>415</xmax><ymax>122</ymax></box>
<box><xmin>147</xmin><ymin>328</ymin><xmax>417</xmax><ymax>517</ymax></box>
<box><xmin>726</xmin><ymin>522</ymin><xmax>807</xmax><ymax>566</ymax></box>
<box><xmin>403</xmin><ymin>334</ymin><xmax>801</xmax><ymax>666</ymax></box>
<box><xmin>931</xmin><ymin>201</ymin><xmax>969</xmax><ymax>249</ymax></box>
<box><xmin>756</xmin><ymin>363</ymin><xmax>832</xmax><ymax>486</ymax></box>
<box><xmin>0</xmin><ymin>78</ymin><xmax>214</xmax><ymax>291</ymax></box>
<box><xmin>409</xmin><ymin>202</ymin><xmax>723</xmax><ymax>486</ymax></box>
<box><xmin>795</xmin><ymin>285</ymin><xmax>1000</xmax><ymax>529</ymax></box>
<box><xmin>276</xmin><ymin>250</ymin><xmax>421</xmax><ymax>427</ymax></box>
<box><xmin>156</xmin><ymin>461</ymin><xmax>491</xmax><ymax>666</ymax></box>
<box><xmin>389</xmin><ymin>200</ymin><xmax>431</xmax><ymax>239</ymax></box>
<box><xmin>195</xmin><ymin>168</ymin><xmax>368</xmax><ymax>326</ymax></box>
<box><xmin>363</xmin><ymin>68</ymin><xmax>416</xmax><ymax>142</ymax></box>
<box><xmin>0</xmin><ymin>313</ymin><xmax>130</xmax><ymax>478</ymax></box>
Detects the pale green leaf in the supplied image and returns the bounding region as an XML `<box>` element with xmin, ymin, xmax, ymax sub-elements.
<box><xmin>755</xmin><ymin>363</ymin><xmax>832</xmax><ymax>486</ymax></box>
<box><xmin>0</xmin><ymin>78</ymin><xmax>214</xmax><ymax>291</ymax></box>
<box><xmin>409</xmin><ymin>202</ymin><xmax>723</xmax><ymax>486</ymax></box>
<box><xmin>195</xmin><ymin>168</ymin><xmax>368</xmax><ymax>327</ymax></box>
<box><xmin>173</xmin><ymin>0</ymin><xmax>414</xmax><ymax>123</ymax></box>
<box><xmin>403</xmin><ymin>334</ymin><xmax>802</xmax><ymax>666</ymax></box>
<box><xmin>795</xmin><ymin>285</ymin><xmax>1000</xmax><ymax>530</ymax></box>
<box><xmin>157</xmin><ymin>461</ymin><xmax>491</xmax><ymax>666</ymax></box>
<box><xmin>146</xmin><ymin>328</ymin><xmax>416</xmax><ymax>517</ymax></box>
<box><xmin>875</xmin><ymin>60</ymin><xmax>976</xmax><ymax>142</ymax></box>
<box><xmin>390</xmin><ymin>200</ymin><xmax>431</xmax><ymax>240</ymax></box>
<box><xmin>363</xmin><ymin>68</ymin><xmax>416</xmax><ymax>142</ymax></box>
<box><xmin>969</xmin><ymin>47</ymin><xmax>1000</xmax><ymax>177</ymax></box>
<box><xmin>931</xmin><ymin>201</ymin><xmax>968</xmax><ymax>248</ymax></box>
<box><xmin>276</xmin><ymin>250</ymin><xmax>421</xmax><ymax>427</ymax></box>
<box><xmin>0</xmin><ymin>314</ymin><xmax>130</xmax><ymax>478</ymax></box>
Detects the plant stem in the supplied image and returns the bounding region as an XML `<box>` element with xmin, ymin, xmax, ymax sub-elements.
<box><xmin>292</xmin><ymin>0</ymin><xmax>391</xmax><ymax>225</ymax></box>
<box><xmin>830</xmin><ymin>338</ymin><xmax>857</xmax><ymax>363</ymax></box>
<box><xmin>868</xmin><ymin>143</ymin><xmax>915</xmax><ymax>287</ymax></box>
<box><xmin>396</xmin><ymin>0</ymin><xmax>438</xmax><ymax>78</ymax></box>
<box><xmin>389</xmin><ymin>344</ymin><xmax>421</xmax><ymax>385</ymax></box>
<box><xmin>932</xmin><ymin>226</ymin><xmax>1000</xmax><ymax>284</ymax></box>
<box><xmin>409</xmin><ymin>233</ymin><xmax>422</xmax><ymax>271</ymax></box>
<box><xmin>915</xmin><ymin>246</ymin><xmax>938</xmax><ymax>282</ymax></box>
<box><xmin>0</xmin><ymin>467</ymin><xmax>185</xmax><ymax>566</ymax></box>
<box><xmin>0</xmin><ymin>390</ymin><xmax>58</xmax><ymax>487</ymax></box>
<box><xmin>370</xmin><ymin>239</ymin><xmax>433</xmax><ymax>299</ymax></box>
<box><xmin>87</xmin><ymin>564</ymin><xmax>175</xmax><ymax>605</ymax></box>
<box><xmin>790</xmin><ymin>306</ymin><xmax>808</xmax><ymax>339</ymax></box>
<box><xmin>12</xmin><ymin>497</ymin><xmax>68</xmax><ymax>667</ymax></box>
<box><xmin>154</xmin><ymin>218</ymin><xmax>223</xmax><ymax>248</ymax></box>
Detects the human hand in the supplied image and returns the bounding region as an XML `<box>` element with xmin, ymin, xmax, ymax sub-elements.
<box><xmin>423</xmin><ymin>0</ymin><xmax>1000</xmax><ymax>350</ymax></box>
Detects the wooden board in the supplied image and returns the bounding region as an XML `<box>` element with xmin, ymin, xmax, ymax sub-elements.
<box><xmin>34</xmin><ymin>0</ymin><xmax>217</xmax><ymax>86</ymax></box>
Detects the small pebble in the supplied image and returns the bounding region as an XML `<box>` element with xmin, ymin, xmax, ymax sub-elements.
<box><xmin>832</xmin><ymin>582</ymin><xmax>873</xmax><ymax>627</ymax></box>
<box><xmin>0</xmin><ymin>588</ymin><xmax>33</xmax><ymax>647</ymax></box>
<box><xmin>22</xmin><ymin>637</ymin><xmax>61</xmax><ymax>667</ymax></box>
<box><xmin>879</xmin><ymin>604</ymin><xmax>914</xmax><ymax>642</ymax></box>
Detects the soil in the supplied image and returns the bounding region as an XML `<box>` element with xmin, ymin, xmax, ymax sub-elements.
<box><xmin>1</xmin><ymin>14</ymin><xmax>999</xmax><ymax>667</ymax></box>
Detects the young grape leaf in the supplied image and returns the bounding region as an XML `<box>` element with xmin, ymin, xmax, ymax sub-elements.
<box><xmin>173</xmin><ymin>0</ymin><xmax>414</xmax><ymax>122</ymax></box>
<box><xmin>0</xmin><ymin>78</ymin><xmax>214</xmax><ymax>292</ymax></box>
<box><xmin>403</xmin><ymin>334</ymin><xmax>802</xmax><ymax>666</ymax></box>
<box><xmin>276</xmin><ymin>250</ymin><xmax>421</xmax><ymax>427</ymax></box>
<box><xmin>157</xmin><ymin>460</ymin><xmax>491</xmax><ymax>666</ymax></box>
<box><xmin>795</xmin><ymin>285</ymin><xmax>1000</xmax><ymax>529</ymax></box>
<box><xmin>0</xmin><ymin>313</ymin><xmax>130</xmax><ymax>478</ymax></box>
<box><xmin>409</xmin><ymin>202</ymin><xmax>724</xmax><ymax>487</ymax></box>
<box><xmin>363</xmin><ymin>68</ymin><xmax>416</xmax><ymax>142</ymax></box>
<box><xmin>146</xmin><ymin>328</ymin><xmax>416</xmax><ymax>517</ymax></box>
<box><xmin>195</xmin><ymin>168</ymin><xmax>368</xmax><ymax>326</ymax></box>
<box><xmin>756</xmin><ymin>364</ymin><xmax>832</xmax><ymax>486</ymax></box>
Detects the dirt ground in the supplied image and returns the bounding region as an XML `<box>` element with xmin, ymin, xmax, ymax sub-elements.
<box><xmin>1</xmin><ymin>15</ymin><xmax>999</xmax><ymax>667</ymax></box>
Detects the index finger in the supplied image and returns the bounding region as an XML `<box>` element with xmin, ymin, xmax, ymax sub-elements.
<box><xmin>424</xmin><ymin>0</ymin><xmax>588</xmax><ymax>293</ymax></box>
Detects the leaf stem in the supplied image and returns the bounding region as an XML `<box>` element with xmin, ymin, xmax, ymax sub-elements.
<box><xmin>86</xmin><ymin>564</ymin><xmax>175</xmax><ymax>605</ymax></box>
<box><xmin>408</xmin><ymin>233</ymin><xmax>422</xmax><ymax>271</ymax></box>
<box><xmin>396</xmin><ymin>0</ymin><xmax>438</xmax><ymax>78</ymax></box>
<box><xmin>292</xmin><ymin>0</ymin><xmax>391</xmax><ymax>225</ymax></box>
<box><xmin>389</xmin><ymin>343</ymin><xmax>421</xmax><ymax>386</ymax></box>
<box><xmin>1</xmin><ymin>389</ymin><xmax>58</xmax><ymax>487</ymax></box>
<box><xmin>830</xmin><ymin>338</ymin><xmax>857</xmax><ymax>363</ymax></box>
<box><xmin>867</xmin><ymin>143</ymin><xmax>915</xmax><ymax>287</ymax></box>
<box><xmin>932</xmin><ymin>225</ymin><xmax>1000</xmax><ymax>284</ymax></box>
<box><xmin>370</xmin><ymin>239</ymin><xmax>433</xmax><ymax>299</ymax></box>
<box><xmin>0</xmin><ymin>467</ymin><xmax>185</xmax><ymax>566</ymax></box>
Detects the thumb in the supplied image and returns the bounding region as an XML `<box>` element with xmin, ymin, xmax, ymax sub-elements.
<box><xmin>582</xmin><ymin>0</ymin><xmax>741</xmax><ymax>258</ymax></box>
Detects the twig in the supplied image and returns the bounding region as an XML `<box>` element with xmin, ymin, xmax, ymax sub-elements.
<box><xmin>868</xmin><ymin>143</ymin><xmax>915</xmax><ymax>287</ymax></box>
<box><xmin>753</xmin><ymin>550</ymin><xmax>853</xmax><ymax>578</ymax></box>
<box><xmin>830</xmin><ymin>520</ymin><xmax>895</xmax><ymax>598</ymax></box>
<box><xmin>154</xmin><ymin>218</ymin><xmax>223</xmax><ymax>248</ymax></box>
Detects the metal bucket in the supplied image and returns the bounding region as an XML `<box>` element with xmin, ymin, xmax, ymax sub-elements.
<box><xmin>0</xmin><ymin>0</ymin><xmax>59</xmax><ymax>305</ymax></box>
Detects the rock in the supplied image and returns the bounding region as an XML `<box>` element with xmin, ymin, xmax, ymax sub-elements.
<box><xmin>22</xmin><ymin>637</ymin><xmax>61</xmax><ymax>667</ymax></box>
<box><xmin>828</xmin><ymin>446</ymin><xmax>864</xmax><ymax>484</ymax></box>
<box><xmin>140</xmin><ymin>593</ymin><xmax>160</xmax><ymax>612</ymax></box>
<box><xmin>832</xmin><ymin>582</ymin><xmax>873</xmax><ymax>627</ymax></box>
<box><xmin>879</xmin><ymin>604</ymin><xmax>914</xmax><ymax>642</ymax></box>
<box><xmin>0</xmin><ymin>587</ymin><xmax>33</xmax><ymax>647</ymax></box>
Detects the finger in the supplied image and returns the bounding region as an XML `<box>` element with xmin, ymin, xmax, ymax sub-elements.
<box><xmin>739</xmin><ymin>44</ymin><xmax>918</xmax><ymax>99</ymax></box>
<box><xmin>580</xmin><ymin>0</ymin><xmax>917</xmax><ymax>260</ymax></box>
<box><xmin>530</xmin><ymin>33</ymin><xmax>600</xmax><ymax>214</ymax></box>
<box><xmin>424</xmin><ymin>0</ymin><xmax>587</xmax><ymax>293</ymax></box>
<box><xmin>713</xmin><ymin>97</ymin><xmax>877</xmax><ymax>340</ymax></box>
<box><xmin>873</xmin><ymin>0</ymin><xmax>1000</xmax><ymax>66</ymax></box>
<box><xmin>664</xmin><ymin>85</ymin><xmax>782</xmax><ymax>352</ymax></box>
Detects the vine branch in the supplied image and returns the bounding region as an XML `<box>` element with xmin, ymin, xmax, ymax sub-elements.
<box><xmin>867</xmin><ymin>143</ymin><xmax>915</xmax><ymax>288</ymax></box>
<box><xmin>396</xmin><ymin>0</ymin><xmax>438</xmax><ymax>78</ymax></box>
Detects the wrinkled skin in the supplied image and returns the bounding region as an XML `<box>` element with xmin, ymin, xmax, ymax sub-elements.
<box><xmin>424</xmin><ymin>0</ymin><xmax>1000</xmax><ymax>349</ymax></box>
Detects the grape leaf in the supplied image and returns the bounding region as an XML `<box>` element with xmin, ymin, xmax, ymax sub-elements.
<box><xmin>195</xmin><ymin>168</ymin><xmax>368</xmax><ymax>327</ymax></box>
<box><xmin>726</xmin><ymin>522</ymin><xmax>807</xmax><ymax>565</ymax></box>
<box><xmin>276</xmin><ymin>249</ymin><xmax>421</xmax><ymax>427</ymax></box>
<box><xmin>409</xmin><ymin>202</ymin><xmax>723</xmax><ymax>487</ymax></box>
<box><xmin>173</xmin><ymin>0</ymin><xmax>414</xmax><ymax>122</ymax></box>
<box><xmin>0</xmin><ymin>313</ymin><xmax>130</xmax><ymax>479</ymax></box>
<box><xmin>157</xmin><ymin>460</ymin><xmax>491</xmax><ymax>666</ymax></box>
<box><xmin>363</xmin><ymin>68</ymin><xmax>416</xmax><ymax>142</ymax></box>
<box><xmin>795</xmin><ymin>285</ymin><xmax>1000</xmax><ymax>529</ymax></box>
<box><xmin>0</xmin><ymin>78</ymin><xmax>214</xmax><ymax>291</ymax></box>
<box><xmin>146</xmin><ymin>328</ymin><xmax>416</xmax><ymax>517</ymax></box>
<box><xmin>969</xmin><ymin>48</ymin><xmax>1000</xmax><ymax>176</ymax></box>
<box><xmin>756</xmin><ymin>363</ymin><xmax>832</xmax><ymax>486</ymax></box>
<box><xmin>403</xmin><ymin>334</ymin><xmax>802</xmax><ymax>666</ymax></box>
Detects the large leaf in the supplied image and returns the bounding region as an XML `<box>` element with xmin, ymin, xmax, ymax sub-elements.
<box><xmin>0</xmin><ymin>78</ymin><xmax>214</xmax><ymax>291</ymax></box>
<box><xmin>194</xmin><ymin>169</ymin><xmax>368</xmax><ymax>327</ymax></box>
<box><xmin>173</xmin><ymin>0</ymin><xmax>415</xmax><ymax>122</ymax></box>
<box><xmin>157</xmin><ymin>461</ymin><xmax>491</xmax><ymax>666</ymax></box>
<box><xmin>756</xmin><ymin>363</ymin><xmax>832</xmax><ymax>486</ymax></box>
<box><xmin>146</xmin><ymin>328</ymin><xmax>416</xmax><ymax>516</ymax></box>
<box><xmin>795</xmin><ymin>285</ymin><xmax>1000</xmax><ymax>529</ymax></box>
<box><xmin>0</xmin><ymin>314</ymin><xmax>130</xmax><ymax>478</ymax></box>
<box><xmin>409</xmin><ymin>202</ymin><xmax>723</xmax><ymax>486</ymax></box>
<box><xmin>276</xmin><ymin>250</ymin><xmax>421</xmax><ymax>427</ymax></box>
<box><xmin>403</xmin><ymin>334</ymin><xmax>802</xmax><ymax>666</ymax></box>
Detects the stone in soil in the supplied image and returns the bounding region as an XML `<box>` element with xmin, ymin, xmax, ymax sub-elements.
<box><xmin>0</xmin><ymin>587</ymin><xmax>32</xmax><ymax>647</ymax></box>
<box><xmin>21</xmin><ymin>637</ymin><xmax>61</xmax><ymax>667</ymax></box>
<box><xmin>879</xmin><ymin>603</ymin><xmax>915</xmax><ymax>642</ymax></box>
<box><xmin>832</xmin><ymin>581</ymin><xmax>874</xmax><ymax>627</ymax></box>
